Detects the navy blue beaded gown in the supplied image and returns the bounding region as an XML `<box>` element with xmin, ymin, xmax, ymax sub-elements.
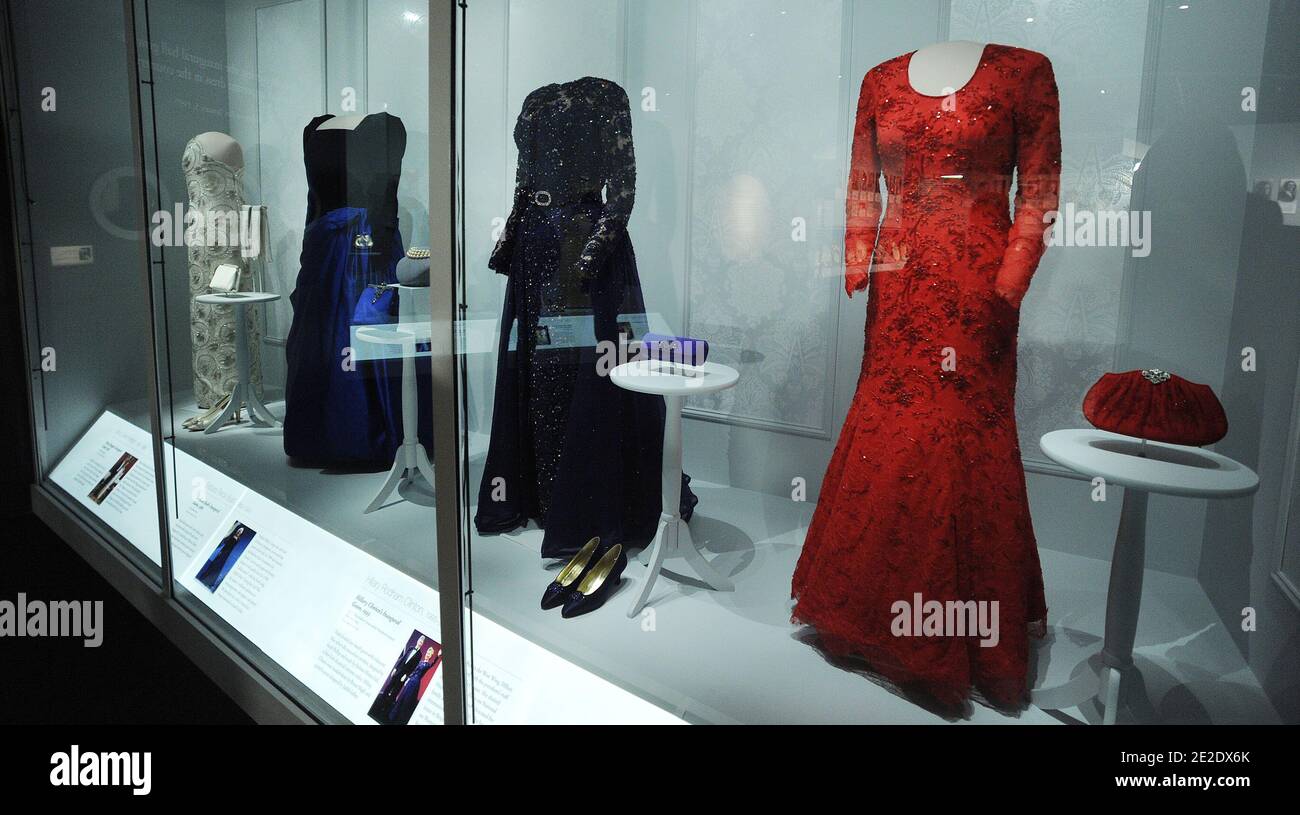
<box><xmin>475</xmin><ymin>77</ymin><xmax>697</xmax><ymax>560</ymax></box>
<box><xmin>284</xmin><ymin>112</ymin><xmax>432</xmax><ymax>466</ymax></box>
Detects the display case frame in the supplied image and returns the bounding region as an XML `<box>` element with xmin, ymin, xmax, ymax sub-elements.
<box><xmin>4</xmin><ymin>0</ymin><xmax>1298</xmax><ymax>727</ymax></box>
<box><xmin>2</xmin><ymin>0</ymin><xmax>470</xmax><ymax>726</ymax></box>
<box><xmin>444</xmin><ymin>0</ymin><xmax>1300</xmax><ymax>726</ymax></box>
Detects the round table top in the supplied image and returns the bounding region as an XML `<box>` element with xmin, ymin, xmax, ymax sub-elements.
<box><xmin>196</xmin><ymin>291</ymin><xmax>281</xmax><ymax>305</ymax></box>
<box><xmin>354</xmin><ymin>324</ymin><xmax>430</xmax><ymax>345</ymax></box>
<box><xmin>1040</xmin><ymin>428</ymin><xmax>1259</xmax><ymax>498</ymax></box>
<box><xmin>610</xmin><ymin>359</ymin><xmax>739</xmax><ymax>397</ymax></box>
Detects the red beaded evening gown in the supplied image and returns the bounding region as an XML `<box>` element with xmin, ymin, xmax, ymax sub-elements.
<box><xmin>791</xmin><ymin>44</ymin><xmax>1060</xmax><ymax>709</ymax></box>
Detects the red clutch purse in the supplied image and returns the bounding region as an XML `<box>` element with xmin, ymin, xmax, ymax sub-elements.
<box><xmin>1082</xmin><ymin>369</ymin><xmax>1228</xmax><ymax>446</ymax></box>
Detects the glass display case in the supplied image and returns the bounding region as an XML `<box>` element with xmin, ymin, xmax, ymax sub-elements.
<box><xmin>5</xmin><ymin>0</ymin><xmax>165</xmax><ymax>592</ymax></box>
<box><xmin>7</xmin><ymin>0</ymin><xmax>464</xmax><ymax>724</ymax></box>
<box><xmin>132</xmin><ymin>0</ymin><xmax>458</xmax><ymax>724</ymax></box>
<box><xmin>453</xmin><ymin>0</ymin><xmax>1300</xmax><ymax>725</ymax></box>
<box><xmin>4</xmin><ymin>0</ymin><xmax>1298</xmax><ymax>725</ymax></box>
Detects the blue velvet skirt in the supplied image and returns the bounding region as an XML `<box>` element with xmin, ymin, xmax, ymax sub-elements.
<box><xmin>283</xmin><ymin>207</ymin><xmax>429</xmax><ymax>466</ymax></box>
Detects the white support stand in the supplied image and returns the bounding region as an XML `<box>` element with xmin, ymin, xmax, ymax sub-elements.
<box><xmin>610</xmin><ymin>359</ymin><xmax>740</xmax><ymax>618</ymax></box>
<box><xmin>355</xmin><ymin>324</ymin><xmax>435</xmax><ymax>513</ymax></box>
<box><xmin>195</xmin><ymin>292</ymin><xmax>280</xmax><ymax>434</ymax></box>
<box><xmin>1031</xmin><ymin>428</ymin><xmax>1258</xmax><ymax>724</ymax></box>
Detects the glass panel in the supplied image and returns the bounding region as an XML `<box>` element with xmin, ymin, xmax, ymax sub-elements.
<box><xmin>134</xmin><ymin>0</ymin><xmax>449</xmax><ymax>723</ymax></box>
<box><xmin>6</xmin><ymin>0</ymin><xmax>165</xmax><ymax>581</ymax></box>
<box><xmin>457</xmin><ymin>0</ymin><xmax>1300</xmax><ymax>724</ymax></box>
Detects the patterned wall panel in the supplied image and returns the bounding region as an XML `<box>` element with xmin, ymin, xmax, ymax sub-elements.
<box><xmin>685</xmin><ymin>0</ymin><xmax>845</xmax><ymax>437</ymax></box>
<box><xmin>950</xmin><ymin>0</ymin><xmax>1150</xmax><ymax>462</ymax></box>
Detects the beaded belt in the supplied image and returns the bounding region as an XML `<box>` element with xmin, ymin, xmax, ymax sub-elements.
<box><xmin>526</xmin><ymin>188</ymin><xmax>601</xmax><ymax>207</ymax></box>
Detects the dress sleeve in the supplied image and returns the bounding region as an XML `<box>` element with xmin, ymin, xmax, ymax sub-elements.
<box><xmin>995</xmin><ymin>53</ymin><xmax>1061</xmax><ymax>307</ymax></box>
<box><xmin>575</xmin><ymin>81</ymin><xmax>636</xmax><ymax>282</ymax></box>
<box><xmin>844</xmin><ymin>71</ymin><xmax>900</xmax><ymax>297</ymax></box>
<box><xmin>488</xmin><ymin>95</ymin><xmax>534</xmax><ymax>275</ymax></box>
<box><xmin>844</xmin><ymin>73</ymin><xmax>877</xmax><ymax>297</ymax></box>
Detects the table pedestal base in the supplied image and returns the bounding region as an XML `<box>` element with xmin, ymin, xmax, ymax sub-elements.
<box><xmin>361</xmin><ymin>333</ymin><xmax>433</xmax><ymax>513</ymax></box>
<box><xmin>1031</xmin><ymin>487</ymin><xmax>1147</xmax><ymax>725</ymax></box>
<box><xmin>1031</xmin><ymin>653</ymin><xmax>1127</xmax><ymax>724</ymax></box>
<box><xmin>366</xmin><ymin>440</ymin><xmax>435</xmax><ymax>514</ymax></box>
<box><xmin>205</xmin><ymin>303</ymin><xmax>277</xmax><ymax>434</ymax></box>
<box><xmin>607</xmin><ymin>367</ymin><xmax>742</xmax><ymax>618</ymax></box>
<box><xmin>627</xmin><ymin>512</ymin><xmax>733</xmax><ymax>618</ymax></box>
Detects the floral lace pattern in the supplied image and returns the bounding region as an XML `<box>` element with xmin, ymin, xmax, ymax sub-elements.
<box><xmin>489</xmin><ymin>76</ymin><xmax>635</xmax><ymax>285</ymax></box>
<box><xmin>791</xmin><ymin>45</ymin><xmax>1060</xmax><ymax>710</ymax></box>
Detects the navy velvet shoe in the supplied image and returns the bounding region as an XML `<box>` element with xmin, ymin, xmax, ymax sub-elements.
<box><xmin>560</xmin><ymin>543</ymin><xmax>627</xmax><ymax>619</ymax></box>
<box><xmin>541</xmin><ymin>537</ymin><xmax>600</xmax><ymax>610</ymax></box>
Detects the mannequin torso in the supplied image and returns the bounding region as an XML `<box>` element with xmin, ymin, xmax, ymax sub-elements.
<box><xmin>906</xmin><ymin>40</ymin><xmax>988</xmax><ymax>96</ymax></box>
<box><xmin>194</xmin><ymin>131</ymin><xmax>244</xmax><ymax>168</ymax></box>
<box><xmin>315</xmin><ymin>114</ymin><xmax>366</xmax><ymax>131</ymax></box>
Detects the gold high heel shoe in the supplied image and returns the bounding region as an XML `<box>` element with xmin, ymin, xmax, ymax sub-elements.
<box><xmin>541</xmin><ymin>537</ymin><xmax>600</xmax><ymax>610</ymax></box>
<box><xmin>183</xmin><ymin>394</ymin><xmax>230</xmax><ymax>431</ymax></box>
<box><xmin>183</xmin><ymin>394</ymin><xmax>241</xmax><ymax>431</ymax></box>
<box><xmin>561</xmin><ymin>543</ymin><xmax>627</xmax><ymax>618</ymax></box>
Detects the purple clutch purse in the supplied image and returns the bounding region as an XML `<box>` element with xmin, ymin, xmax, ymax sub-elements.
<box><xmin>642</xmin><ymin>333</ymin><xmax>708</xmax><ymax>366</ymax></box>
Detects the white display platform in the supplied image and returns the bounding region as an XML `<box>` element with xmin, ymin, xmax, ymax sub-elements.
<box><xmin>1040</xmin><ymin>429</ymin><xmax>1259</xmax><ymax>498</ymax></box>
<box><xmin>355</xmin><ymin>324</ymin><xmax>436</xmax><ymax>513</ymax></box>
<box><xmin>610</xmin><ymin>359</ymin><xmax>740</xmax><ymax>617</ymax></box>
<box><xmin>53</xmin><ymin>408</ymin><xmax>1280</xmax><ymax>725</ymax></box>
<box><xmin>473</xmin><ymin>482</ymin><xmax>1281</xmax><ymax>725</ymax></box>
<box><xmin>1034</xmin><ymin>428</ymin><xmax>1260</xmax><ymax>725</ymax></box>
<box><xmin>194</xmin><ymin>292</ymin><xmax>281</xmax><ymax>434</ymax></box>
<box><xmin>49</xmin><ymin>410</ymin><xmax>681</xmax><ymax>725</ymax></box>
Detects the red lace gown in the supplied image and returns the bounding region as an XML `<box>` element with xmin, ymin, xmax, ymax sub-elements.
<box><xmin>791</xmin><ymin>44</ymin><xmax>1060</xmax><ymax>710</ymax></box>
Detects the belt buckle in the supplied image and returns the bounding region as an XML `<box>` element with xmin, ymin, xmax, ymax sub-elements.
<box><xmin>532</xmin><ymin>190</ymin><xmax>552</xmax><ymax>207</ymax></box>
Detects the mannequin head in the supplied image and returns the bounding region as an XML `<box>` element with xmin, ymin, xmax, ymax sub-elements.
<box><xmin>193</xmin><ymin>131</ymin><xmax>244</xmax><ymax>168</ymax></box>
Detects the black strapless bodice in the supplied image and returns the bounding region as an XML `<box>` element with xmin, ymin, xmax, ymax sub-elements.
<box><xmin>285</xmin><ymin>111</ymin><xmax>414</xmax><ymax>467</ymax></box>
<box><xmin>303</xmin><ymin>112</ymin><xmax>405</xmax><ymax>256</ymax></box>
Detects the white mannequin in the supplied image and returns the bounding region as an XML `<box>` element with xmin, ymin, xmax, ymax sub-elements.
<box><xmin>315</xmin><ymin>114</ymin><xmax>367</xmax><ymax>131</ymax></box>
<box><xmin>193</xmin><ymin>131</ymin><xmax>243</xmax><ymax>168</ymax></box>
<box><xmin>907</xmin><ymin>40</ymin><xmax>989</xmax><ymax>97</ymax></box>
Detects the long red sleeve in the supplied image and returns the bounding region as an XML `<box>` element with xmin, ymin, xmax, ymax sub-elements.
<box><xmin>845</xmin><ymin>73</ymin><xmax>882</xmax><ymax>297</ymax></box>
<box><xmin>994</xmin><ymin>53</ymin><xmax>1061</xmax><ymax>306</ymax></box>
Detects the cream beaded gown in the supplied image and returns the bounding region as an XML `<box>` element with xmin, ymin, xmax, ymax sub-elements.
<box><xmin>182</xmin><ymin>137</ymin><xmax>262</xmax><ymax>409</ymax></box>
